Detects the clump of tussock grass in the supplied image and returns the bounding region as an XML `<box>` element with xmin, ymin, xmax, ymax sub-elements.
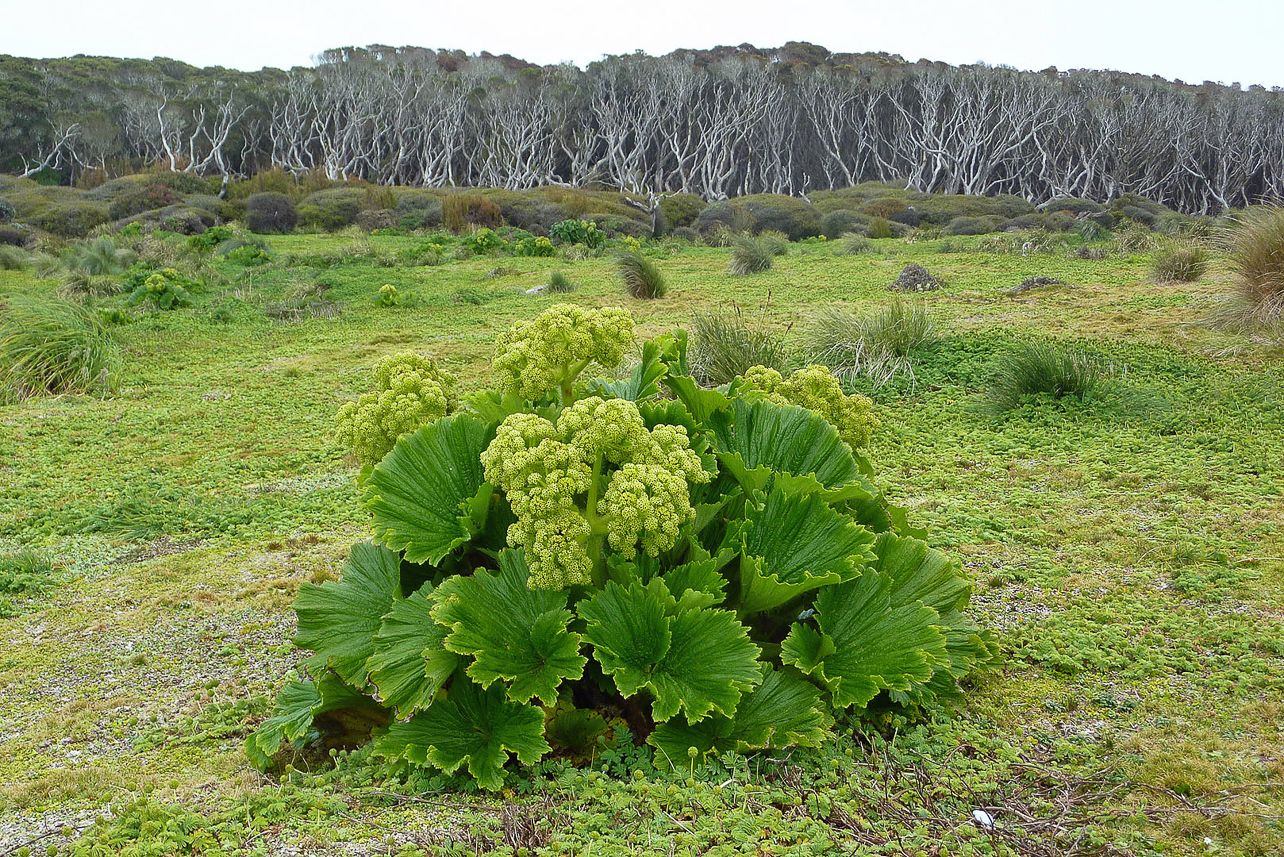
<box><xmin>0</xmin><ymin>296</ymin><xmax>121</xmax><ymax>402</ymax></box>
<box><xmin>1151</xmin><ymin>243</ymin><xmax>1209</xmax><ymax>283</ymax></box>
<box><xmin>728</xmin><ymin>235</ymin><xmax>776</xmax><ymax>275</ymax></box>
<box><xmin>546</xmin><ymin>271</ymin><xmax>576</xmax><ymax>293</ymax></box>
<box><xmin>60</xmin><ymin>271</ymin><xmax>126</xmax><ymax>300</ymax></box>
<box><xmin>62</xmin><ymin>236</ymin><xmax>133</xmax><ymax>276</ymax></box>
<box><xmin>0</xmin><ymin>245</ymin><xmax>29</xmax><ymax>270</ymax></box>
<box><xmin>617</xmin><ymin>249</ymin><xmax>667</xmax><ymax>299</ymax></box>
<box><xmin>803</xmin><ymin>297</ymin><xmax>936</xmax><ymax>388</ymax></box>
<box><xmin>689</xmin><ymin>302</ymin><xmax>790</xmax><ymax>386</ymax></box>
<box><xmin>1114</xmin><ymin>222</ymin><xmax>1158</xmax><ymax>254</ymax></box>
<box><xmin>838</xmin><ymin>233</ymin><xmax>876</xmax><ymax>255</ymax></box>
<box><xmin>757</xmin><ymin>231</ymin><xmax>789</xmax><ymax>256</ymax></box>
<box><xmin>983</xmin><ymin>342</ymin><xmax>1110</xmax><ymax>413</ymax></box>
<box><xmin>1214</xmin><ymin>204</ymin><xmax>1284</xmax><ymax>326</ymax></box>
<box><xmin>0</xmin><ymin>546</ymin><xmax>57</xmax><ymax>618</ymax></box>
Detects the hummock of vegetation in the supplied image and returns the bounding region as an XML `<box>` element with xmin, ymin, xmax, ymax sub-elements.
<box><xmin>0</xmin><ymin>295</ymin><xmax>120</xmax><ymax>401</ymax></box>
<box><xmin>983</xmin><ymin>342</ymin><xmax>1111</xmax><ymax>413</ymax></box>
<box><xmin>616</xmin><ymin>249</ymin><xmax>667</xmax><ymax>299</ymax></box>
<box><xmin>1</xmin><ymin>176</ymin><xmax>1283</xmax><ymax>857</ymax></box>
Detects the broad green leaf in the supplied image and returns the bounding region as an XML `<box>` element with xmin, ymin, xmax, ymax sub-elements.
<box><xmin>660</xmin><ymin>559</ymin><xmax>727</xmax><ymax>610</ymax></box>
<box><xmin>580</xmin><ymin>579</ymin><xmax>760</xmax><ymax>722</ymax></box>
<box><xmin>545</xmin><ymin>702</ymin><xmax>610</xmax><ymax>754</ymax></box>
<box><xmin>375</xmin><ymin>674</ymin><xmax>549</xmax><ymax>791</ymax></box>
<box><xmin>365</xmin><ymin>414</ymin><xmax>493</xmax><ymax>564</ymax></box>
<box><xmin>782</xmin><ymin>569</ymin><xmax>947</xmax><ymax>710</ymax></box>
<box><xmin>735</xmin><ymin>487</ymin><xmax>877</xmax><ymax>613</ymax></box>
<box><xmin>649</xmin><ymin>665</ymin><xmax>830</xmax><ymax>765</ymax></box>
<box><xmin>432</xmin><ymin>550</ymin><xmax>585</xmax><ymax>705</ymax></box>
<box><xmin>366</xmin><ymin>587</ymin><xmax>459</xmax><ymax>718</ymax></box>
<box><xmin>294</xmin><ymin>542</ymin><xmax>402</xmax><ymax>685</ymax></box>
<box><xmin>663</xmin><ymin>373</ymin><xmax>731</xmax><ymax>426</ymax></box>
<box><xmin>578</xmin><ymin>579</ymin><xmax>673</xmax><ymax>698</ymax></box>
<box><xmin>245</xmin><ymin>673</ymin><xmax>386</xmax><ymax>769</ymax></box>
<box><xmin>873</xmin><ymin>531</ymin><xmax>972</xmax><ymax>615</ymax></box>
<box><xmin>712</xmin><ymin>398</ymin><xmax>869</xmax><ymax>491</ymax></box>
<box><xmin>587</xmin><ymin>337</ymin><xmax>668</xmax><ymax>401</ymax></box>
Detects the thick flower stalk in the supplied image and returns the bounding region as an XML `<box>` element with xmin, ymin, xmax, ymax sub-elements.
<box><xmin>336</xmin><ymin>351</ymin><xmax>457</xmax><ymax>467</ymax></box>
<box><xmin>480</xmin><ymin>396</ymin><xmax>710</xmax><ymax>588</ymax></box>
<box><xmin>739</xmin><ymin>364</ymin><xmax>879</xmax><ymax>450</ymax></box>
<box><xmin>492</xmin><ymin>304</ymin><xmax>635</xmax><ymax>403</ymax></box>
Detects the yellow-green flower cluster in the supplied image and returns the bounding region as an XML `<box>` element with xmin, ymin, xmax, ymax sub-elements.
<box><xmin>492</xmin><ymin>304</ymin><xmax>635</xmax><ymax>401</ymax></box>
<box><xmin>480</xmin><ymin>396</ymin><xmax>710</xmax><ymax>589</ymax></box>
<box><xmin>739</xmin><ymin>364</ymin><xmax>879</xmax><ymax>450</ymax></box>
<box><xmin>335</xmin><ymin>352</ymin><xmax>457</xmax><ymax>467</ymax></box>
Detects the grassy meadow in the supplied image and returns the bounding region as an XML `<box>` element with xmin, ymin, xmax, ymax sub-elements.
<box><xmin>1</xmin><ymin>230</ymin><xmax>1282</xmax><ymax>856</ymax></box>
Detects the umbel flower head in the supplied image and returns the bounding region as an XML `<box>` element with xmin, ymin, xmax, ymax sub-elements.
<box><xmin>492</xmin><ymin>303</ymin><xmax>635</xmax><ymax>401</ymax></box>
<box><xmin>335</xmin><ymin>351</ymin><xmax>457</xmax><ymax>467</ymax></box>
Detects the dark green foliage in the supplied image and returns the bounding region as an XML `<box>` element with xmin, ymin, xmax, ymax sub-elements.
<box><xmin>298</xmin><ymin>188</ymin><xmax>367</xmax><ymax>231</ymax></box>
<box><xmin>694</xmin><ymin>201</ymin><xmax>757</xmax><ymax>237</ymax></box>
<box><xmin>689</xmin><ymin>304</ymin><xmax>789</xmax><ymax>385</ymax></box>
<box><xmin>246</xmin><ymin>193</ymin><xmax>297</xmax><ymax>234</ymax></box>
<box><xmin>216</xmin><ymin>233</ymin><xmax>273</xmax><ymax>265</ymax></box>
<box><xmin>945</xmin><ymin>216</ymin><xmax>1002</xmax><ymax>236</ymax></box>
<box><xmin>395</xmin><ymin>190</ymin><xmax>443</xmax><ymax>230</ymax></box>
<box><xmin>659</xmin><ymin>193</ymin><xmax>706</xmax><ymax>229</ymax></box>
<box><xmin>107</xmin><ymin>183</ymin><xmax>180</xmax><ymax>220</ymax></box>
<box><xmin>188</xmin><ymin>225</ymin><xmax>235</xmax><ymax>253</ymax></box>
<box><xmin>550</xmin><ymin>219</ymin><xmax>606</xmax><ymax>249</ymax></box>
<box><xmin>461</xmin><ymin>228</ymin><xmax>505</xmax><ymax>254</ymax></box>
<box><xmin>727</xmin><ymin>235</ymin><xmax>776</xmax><ymax>275</ymax></box>
<box><xmin>867</xmin><ymin>217</ymin><xmax>893</xmax><ymax>239</ymax></box>
<box><xmin>123</xmin><ymin>268</ymin><xmax>198</xmax><ymax>310</ymax></box>
<box><xmin>821</xmin><ymin>209</ymin><xmax>864</xmax><ymax>239</ymax></box>
<box><xmin>0</xmin><ymin>198</ymin><xmax>15</xmax><ymax>223</ymax></box>
<box><xmin>29</xmin><ymin>199</ymin><xmax>110</xmax><ymax>237</ymax></box>
<box><xmin>0</xmin><ymin>296</ymin><xmax>121</xmax><ymax>401</ymax></box>
<box><xmin>984</xmin><ymin>342</ymin><xmax>1110</xmax><ymax>412</ymax></box>
<box><xmin>1076</xmin><ymin>220</ymin><xmax>1111</xmax><ymax>242</ymax></box>
<box><xmin>735</xmin><ymin>194</ymin><xmax>821</xmax><ymax>240</ymax></box>
<box><xmin>512</xmin><ymin>235</ymin><xmax>555</xmax><ymax>257</ymax></box>
<box><xmin>616</xmin><ymin>249</ymin><xmax>667</xmax><ymax>298</ymax></box>
<box><xmin>0</xmin><ymin>226</ymin><xmax>26</xmax><ymax>247</ymax></box>
<box><xmin>1151</xmin><ymin>244</ymin><xmax>1209</xmax><ymax>282</ymax></box>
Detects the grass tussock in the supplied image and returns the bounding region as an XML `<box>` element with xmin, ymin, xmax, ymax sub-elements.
<box><xmin>0</xmin><ymin>245</ymin><xmax>29</xmax><ymax>270</ymax></box>
<box><xmin>728</xmin><ymin>235</ymin><xmax>776</xmax><ymax>275</ymax></box>
<box><xmin>838</xmin><ymin>233</ymin><xmax>876</xmax><ymax>255</ymax></box>
<box><xmin>804</xmin><ymin>297</ymin><xmax>936</xmax><ymax>387</ymax></box>
<box><xmin>0</xmin><ymin>296</ymin><xmax>122</xmax><ymax>401</ymax></box>
<box><xmin>1219</xmin><ymin>204</ymin><xmax>1284</xmax><ymax>324</ymax></box>
<box><xmin>546</xmin><ymin>271</ymin><xmax>576</xmax><ymax>293</ymax></box>
<box><xmin>984</xmin><ymin>342</ymin><xmax>1110</xmax><ymax>412</ymax></box>
<box><xmin>689</xmin><ymin>303</ymin><xmax>790</xmax><ymax>386</ymax></box>
<box><xmin>617</xmin><ymin>250</ymin><xmax>667</xmax><ymax>299</ymax></box>
<box><xmin>62</xmin><ymin>236</ymin><xmax>133</xmax><ymax>276</ymax></box>
<box><xmin>1151</xmin><ymin>243</ymin><xmax>1209</xmax><ymax>283</ymax></box>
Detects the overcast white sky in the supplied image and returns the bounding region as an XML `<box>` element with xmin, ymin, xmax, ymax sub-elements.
<box><xmin>3</xmin><ymin>0</ymin><xmax>1283</xmax><ymax>88</ymax></box>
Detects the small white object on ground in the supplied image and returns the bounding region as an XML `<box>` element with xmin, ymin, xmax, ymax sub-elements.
<box><xmin>972</xmin><ymin>809</ymin><xmax>996</xmax><ymax>828</ymax></box>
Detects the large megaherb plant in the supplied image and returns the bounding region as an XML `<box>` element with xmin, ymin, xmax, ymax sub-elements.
<box><xmin>249</xmin><ymin>303</ymin><xmax>997</xmax><ymax>789</ymax></box>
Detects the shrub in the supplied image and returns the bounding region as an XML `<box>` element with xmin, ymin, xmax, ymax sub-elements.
<box><xmin>248</xmin><ymin>303</ymin><xmax>995</xmax><ymax>790</ymax></box>
<box><xmin>616</xmin><ymin>249</ymin><xmax>666</xmax><ymax>299</ymax></box>
<box><xmin>1221</xmin><ymin>204</ymin><xmax>1284</xmax><ymax>322</ymax></box>
<box><xmin>154</xmin><ymin>205</ymin><xmax>215</xmax><ymax>235</ymax></box>
<box><xmin>860</xmin><ymin>197</ymin><xmax>910</xmax><ymax>219</ymax></box>
<box><xmin>0</xmin><ymin>199</ymin><xmax>15</xmax><ymax>223</ymax></box>
<box><xmin>736</xmin><ymin>194</ymin><xmax>821</xmax><ymax>240</ymax></box>
<box><xmin>805</xmin><ymin>298</ymin><xmax>936</xmax><ymax>387</ymax></box>
<box><xmin>658</xmin><ymin>192</ymin><xmax>706</xmax><ymax>229</ymax></box>
<box><xmin>1117</xmin><ymin>205</ymin><xmax>1156</xmax><ymax>227</ymax></box>
<box><xmin>0</xmin><ymin>246</ymin><xmax>28</xmax><ymax>270</ymax></box>
<box><xmin>0</xmin><ymin>226</ymin><xmax>26</xmax><ymax>247</ymax></box>
<box><xmin>30</xmin><ymin>199</ymin><xmax>110</xmax><ymax>238</ymax></box>
<box><xmin>394</xmin><ymin>191</ymin><xmax>444</xmax><ymax>230</ymax></box>
<box><xmin>689</xmin><ymin>304</ymin><xmax>789</xmax><ymax>385</ymax></box>
<box><xmin>218</xmin><ymin>234</ymin><xmax>273</xmax><ymax>265</ymax></box>
<box><xmin>670</xmin><ymin>226</ymin><xmax>700</xmax><ymax>243</ymax></box>
<box><xmin>246</xmin><ymin>193</ymin><xmax>298</xmax><ymax>234</ymax></box>
<box><xmin>550</xmin><ymin>219</ymin><xmax>606</xmax><ymax>249</ymax></box>
<box><xmin>1044</xmin><ymin>197</ymin><xmax>1103</xmax><ymax>215</ymax></box>
<box><xmin>728</xmin><ymin>235</ymin><xmax>776</xmax><ymax>275</ymax></box>
<box><xmin>984</xmin><ymin>343</ymin><xmax>1108</xmax><ymax>412</ymax></box>
<box><xmin>1151</xmin><ymin>243</ymin><xmax>1209</xmax><ymax>283</ymax></box>
<box><xmin>821</xmin><ymin>209</ymin><xmax>864</xmax><ymax>239</ymax></box>
<box><xmin>545</xmin><ymin>271</ymin><xmax>575</xmax><ymax>293</ymax></box>
<box><xmin>107</xmin><ymin>183</ymin><xmax>180</xmax><ymax>220</ymax></box>
<box><xmin>1076</xmin><ymin>220</ymin><xmax>1111</xmax><ymax>242</ymax></box>
<box><xmin>946</xmin><ymin>216</ymin><xmax>1002</xmax><ymax>236</ymax></box>
<box><xmin>694</xmin><ymin>201</ymin><xmax>757</xmax><ymax>236</ymax></box>
<box><xmin>1114</xmin><ymin>222</ymin><xmax>1157</xmax><ymax>253</ymax></box>
<box><xmin>443</xmin><ymin>193</ymin><xmax>503</xmax><ymax>233</ymax></box>
<box><xmin>357</xmin><ymin>209</ymin><xmax>397</xmax><ymax>232</ymax></box>
<box><xmin>0</xmin><ymin>296</ymin><xmax>121</xmax><ymax>401</ymax></box>
<box><xmin>298</xmin><ymin>188</ymin><xmax>367</xmax><ymax>231</ymax></box>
